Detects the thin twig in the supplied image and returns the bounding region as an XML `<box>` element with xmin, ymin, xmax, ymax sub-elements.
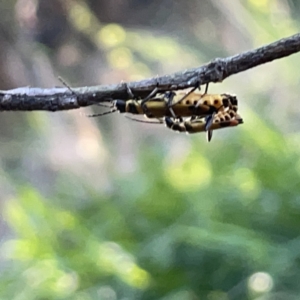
<box><xmin>0</xmin><ymin>33</ymin><xmax>300</xmax><ymax>112</ymax></box>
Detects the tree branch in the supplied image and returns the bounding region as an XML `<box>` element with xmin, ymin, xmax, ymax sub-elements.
<box><xmin>1</xmin><ymin>33</ymin><xmax>300</xmax><ymax>112</ymax></box>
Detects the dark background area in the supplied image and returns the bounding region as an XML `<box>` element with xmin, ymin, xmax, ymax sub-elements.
<box><xmin>1</xmin><ymin>0</ymin><xmax>300</xmax><ymax>299</ymax></box>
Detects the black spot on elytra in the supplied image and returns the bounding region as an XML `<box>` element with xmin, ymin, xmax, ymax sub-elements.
<box><xmin>128</xmin><ymin>102</ymin><xmax>139</xmax><ymax>114</ymax></box>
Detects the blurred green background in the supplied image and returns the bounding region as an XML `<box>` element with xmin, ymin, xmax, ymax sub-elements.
<box><xmin>1</xmin><ymin>0</ymin><xmax>300</xmax><ymax>299</ymax></box>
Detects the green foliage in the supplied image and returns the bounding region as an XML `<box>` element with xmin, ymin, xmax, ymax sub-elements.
<box><xmin>2</xmin><ymin>1</ymin><xmax>300</xmax><ymax>299</ymax></box>
<box><xmin>2</xmin><ymin>112</ymin><xmax>300</xmax><ymax>299</ymax></box>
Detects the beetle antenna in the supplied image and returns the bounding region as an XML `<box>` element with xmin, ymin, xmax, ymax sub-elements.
<box><xmin>124</xmin><ymin>115</ymin><xmax>162</xmax><ymax>124</ymax></box>
<box><xmin>58</xmin><ymin>76</ymin><xmax>77</xmax><ymax>95</ymax></box>
<box><xmin>87</xmin><ymin>110</ymin><xmax>117</xmax><ymax>118</ymax></box>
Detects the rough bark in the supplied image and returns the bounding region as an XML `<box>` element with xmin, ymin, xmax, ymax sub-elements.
<box><xmin>0</xmin><ymin>33</ymin><xmax>300</xmax><ymax>112</ymax></box>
